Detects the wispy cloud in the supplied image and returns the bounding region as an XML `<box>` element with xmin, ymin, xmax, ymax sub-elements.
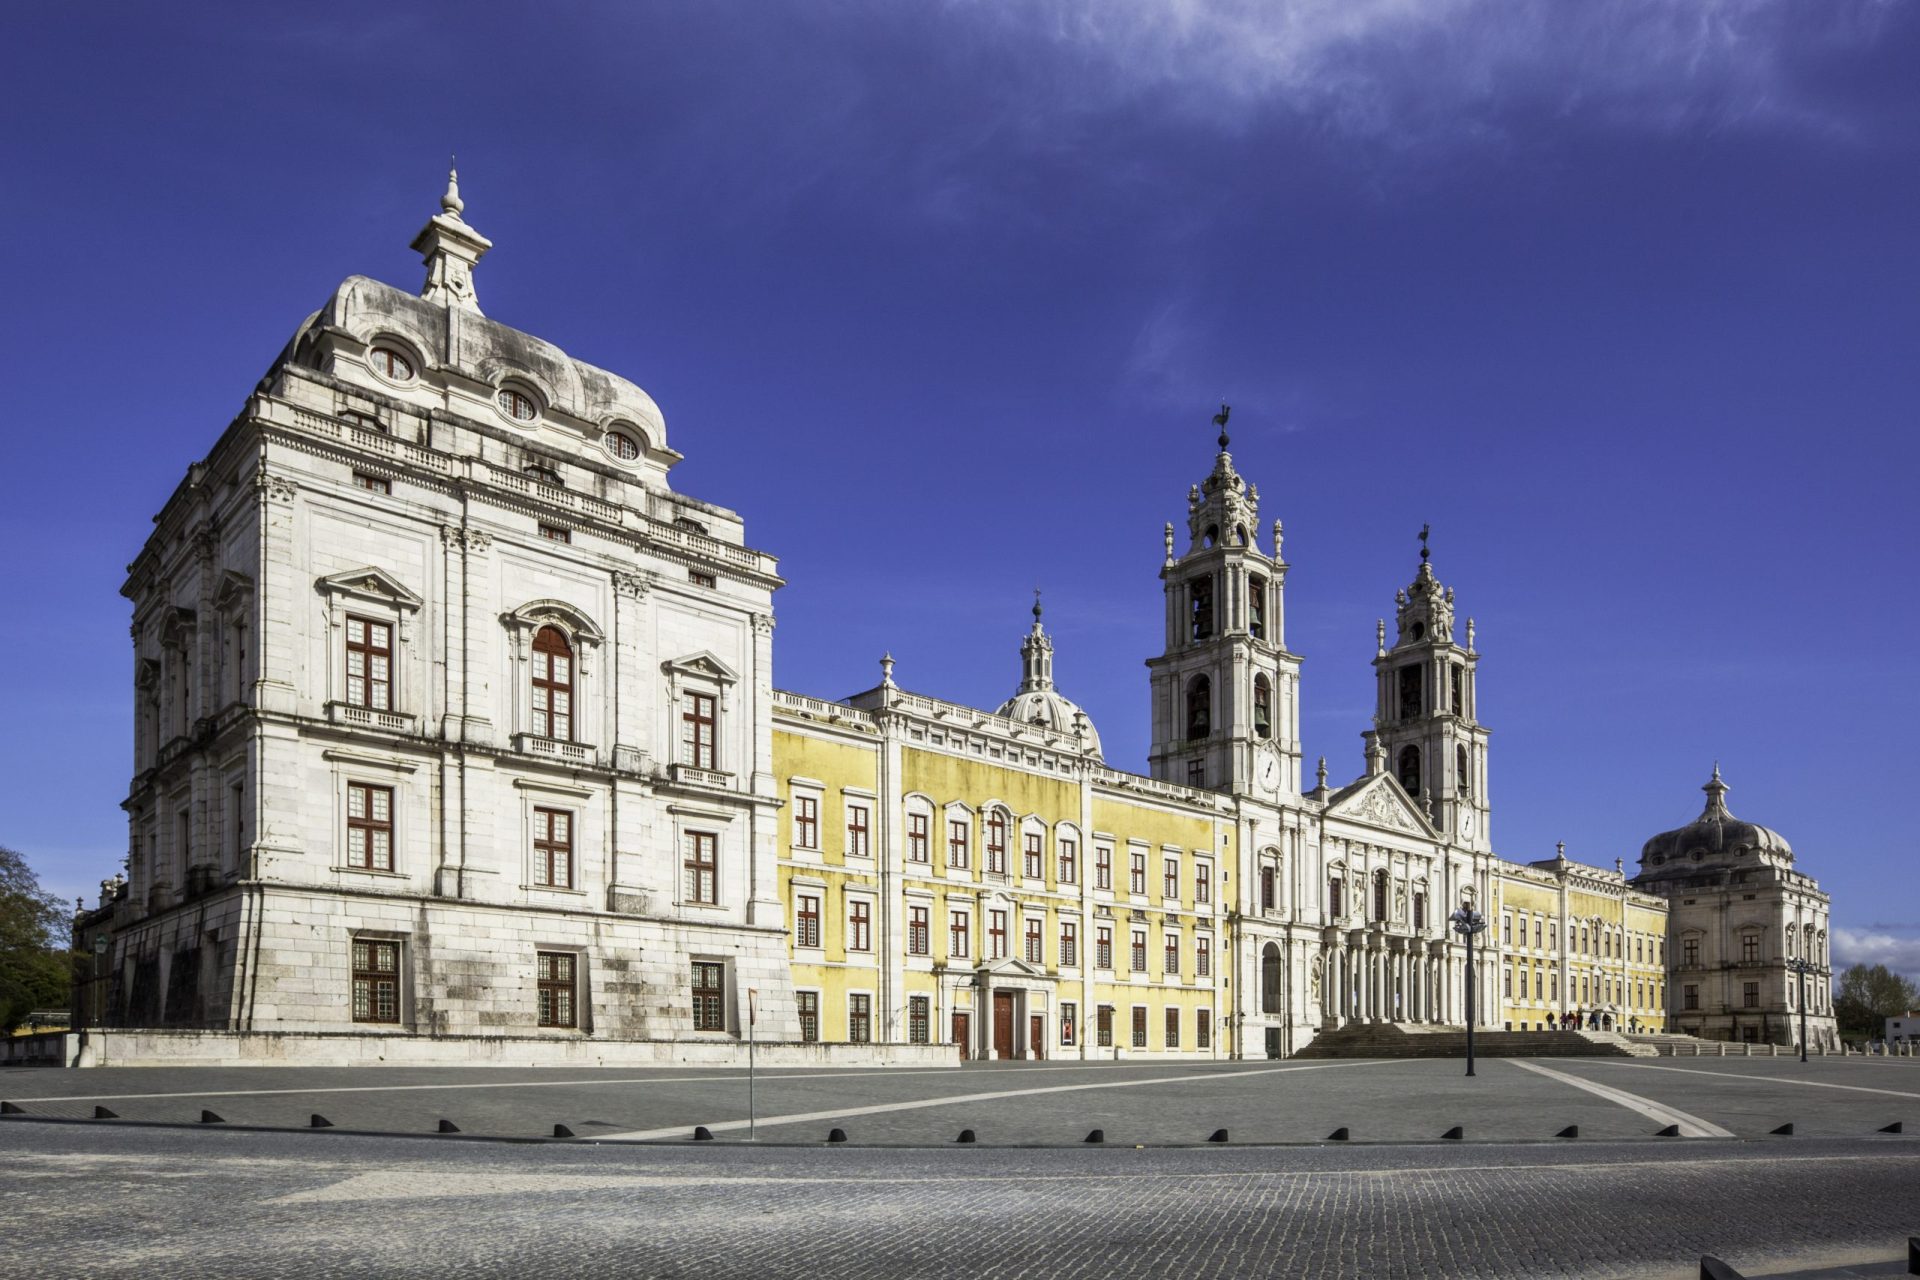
<box><xmin>961</xmin><ymin>0</ymin><xmax>1903</xmax><ymax>144</ymax></box>
<box><xmin>1833</xmin><ymin>924</ymin><xmax>1920</xmax><ymax>983</ymax></box>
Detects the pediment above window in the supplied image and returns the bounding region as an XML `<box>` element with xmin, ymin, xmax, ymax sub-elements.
<box><xmin>317</xmin><ymin>567</ymin><xmax>423</xmax><ymax>613</ymax></box>
<box><xmin>213</xmin><ymin>570</ymin><xmax>254</xmax><ymax>613</ymax></box>
<box><xmin>661</xmin><ymin>651</ymin><xmax>739</xmax><ymax>686</ymax></box>
<box><xmin>502</xmin><ymin>598</ymin><xmax>603</xmax><ymax>645</ymax></box>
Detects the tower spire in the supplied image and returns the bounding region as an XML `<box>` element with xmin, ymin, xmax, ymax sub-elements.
<box><xmin>1016</xmin><ymin>591</ymin><xmax>1054</xmax><ymax>693</ymax></box>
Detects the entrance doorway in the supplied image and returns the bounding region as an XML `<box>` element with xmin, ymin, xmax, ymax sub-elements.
<box><xmin>993</xmin><ymin>991</ymin><xmax>1016</xmax><ymax>1059</ymax></box>
<box><xmin>1030</xmin><ymin>1014</ymin><xmax>1044</xmax><ymax>1060</ymax></box>
<box><xmin>1265</xmin><ymin>1027</ymin><xmax>1283</xmax><ymax>1059</ymax></box>
<box><xmin>953</xmin><ymin>1011</ymin><xmax>971</xmax><ymax>1060</ymax></box>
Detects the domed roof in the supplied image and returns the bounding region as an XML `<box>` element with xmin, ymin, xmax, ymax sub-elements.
<box><xmin>993</xmin><ymin>594</ymin><xmax>1102</xmax><ymax>758</ymax></box>
<box><xmin>1639</xmin><ymin>766</ymin><xmax>1793</xmax><ymax>868</ymax></box>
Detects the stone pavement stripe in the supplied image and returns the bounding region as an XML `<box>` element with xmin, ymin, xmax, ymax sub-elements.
<box><xmin>1576</xmin><ymin>1061</ymin><xmax>1920</xmax><ymax>1101</ymax></box>
<box><xmin>1507</xmin><ymin>1058</ymin><xmax>1736</xmax><ymax>1137</ymax></box>
<box><xmin>596</xmin><ymin>1058</ymin><xmax>1394</xmax><ymax>1141</ymax></box>
<box><xmin>4</xmin><ymin>1065</ymin><xmax>978</xmax><ymax>1105</ymax></box>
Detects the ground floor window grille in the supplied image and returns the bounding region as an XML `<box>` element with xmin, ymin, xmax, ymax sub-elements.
<box><xmin>908</xmin><ymin>995</ymin><xmax>930</xmax><ymax>1045</ymax></box>
<box><xmin>692</xmin><ymin>962</ymin><xmax>726</xmax><ymax>1031</ymax></box>
<box><xmin>1097</xmin><ymin>1005</ymin><xmax>1113</xmax><ymax>1047</ymax></box>
<box><xmin>797</xmin><ymin>991</ymin><xmax>819</xmax><ymax>1042</ymax></box>
<box><xmin>352</xmin><ymin>939</ymin><xmax>400</xmax><ymax>1024</ymax></box>
<box><xmin>1165</xmin><ymin>1007</ymin><xmax>1180</xmax><ymax>1048</ymax></box>
<box><xmin>536</xmin><ymin>952</ymin><xmax>576</xmax><ymax>1028</ymax></box>
<box><xmin>1197</xmin><ymin>1010</ymin><xmax>1211</xmax><ymax>1050</ymax></box>
<box><xmin>849</xmin><ymin>994</ymin><xmax>872</xmax><ymax>1044</ymax></box>
<box><xmin>1061</xmin><ymin>1002</ymin><xmax>1076</xmax><ymax>1046</ymax></box>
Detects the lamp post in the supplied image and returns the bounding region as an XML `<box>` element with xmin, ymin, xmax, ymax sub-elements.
<box><xmin>1789</xmin><ymin>957</ymin><xmax>1812</xmax><ymax>1063</ymax></box>
<box><xmin>1450</xmin><ymin>900</ymin><xmax>1488</xmax><ymax>1077</ymax></box>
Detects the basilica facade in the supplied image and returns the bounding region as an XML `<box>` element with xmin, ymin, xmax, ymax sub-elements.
<box><xmin>73</xmin><ymin>179</ymin><xmax>1833</xmax><ymax>1064</ymax></box>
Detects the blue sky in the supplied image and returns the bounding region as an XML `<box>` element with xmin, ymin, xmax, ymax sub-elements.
<box><xmin>4</xmin><ymin>2</ymin><xmax>1915</xmax><ymax>974</ymax></box>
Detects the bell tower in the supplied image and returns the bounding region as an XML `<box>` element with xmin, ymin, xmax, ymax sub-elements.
<box><xmin>1366</xmin><ymin>528</ymin><xmax>1491</xmax><ymax>850</ymax></box>
<box><xmin>1146</xmin><ymin>407</ymin><xmax>1302</xmax><ymax>798</ymax></box>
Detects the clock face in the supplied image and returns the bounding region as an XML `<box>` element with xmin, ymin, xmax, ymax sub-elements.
<box><xmin>1256</xmin><ymin>751</ymin><xmax>1281</xmax><ymax>792</ymax></box>
<box><xmin>1459</xmin><ymin>810</ymin><xmax>1476</xmax><ymax>838</ymax></box>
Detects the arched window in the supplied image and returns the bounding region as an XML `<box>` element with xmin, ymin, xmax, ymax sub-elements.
<box><xmin>497</xmin><ymin>386</ymin><xmax>539</xmax><ymax>421</ymax></box>
<box><xmin>1253</xmin><ymin>674</ymin><xmax>1272</xmax><ymax>739</ymax></box>
<box><xmin>1397</xmin><ymin>745</ymin><xmax>1422</xmax><ymax>796</ymax></box>
<box><xmin>1186</xmin><ymin>675</ymin><xmax>1211</xmax><ymax>740</ymax></box>
<box><xmin>1261</xmin><ymin>943</ymin><xmax>1283</xmax><ymax>1014</ymax></box>
<box><xmin>531</xmin><ymin>625</ymin><xmax>573</xmax><ymax>740</ymax></box>
<box><xmin>369</xmin><ymin>346</ymin><xmax>415</xmax><ymax>381</ymax></box>
<box><xmin>1455</xmin><ymin>744</ymin><xmax>1470</xmax><ymax>797</ymax></box>
<box><xmin>1248</xmin><ymin>577</ymin><xmax>1267</xmax><ymax>640</ymax></box>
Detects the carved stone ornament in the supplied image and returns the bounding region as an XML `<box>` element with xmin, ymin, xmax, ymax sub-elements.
<box><xmin>253</xmin><ymin>471</ymin><xmax>298</xmax><ymax>503</ymax></box>
<box><xmin>612</xmin><ymin>570</ymin><xmax>656</xmax><ymax>599</ymax></box>
<box><xmin>1344</xmin><ymin>780</ymin><xmax>1423</xmax><ymax>834</ymax></box>
<box><xmin>440</xmin><ymin>525</ymin><xmax>493</xmax><ymax>552</ymax></box>
<box><xmin>751</xmin><ymin>612</ymin><xmax>776</xmax><ymax>637</ymax></box>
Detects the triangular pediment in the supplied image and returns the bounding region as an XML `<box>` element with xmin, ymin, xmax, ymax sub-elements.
<box><xmin>662</xmin><ymin>650</ymin><xmax>739</xmax><ymax>685</ymax></box>
<box><xmin>1325</xmin><ymin>773</ymin><xmax>1434</xmax><ymax>837</ymax></box>
<box><xmin>977</xmin><ymin>956</ymin><xmax>1047</xmax><ymax>979</ymax></box>
<box><xmin>317</xmin><ymin>566</ymin><xmax>422</xmax><ymax>611</ymax></box>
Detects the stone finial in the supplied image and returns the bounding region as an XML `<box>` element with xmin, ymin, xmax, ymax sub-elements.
<box><xmin>1615</xmin><ymin>857</ymin><xmax>1624</xmax><ymax>875</ymax></box>
<box><xmin>1163</xmin><ymin>522</ymin><xmax>1175</xmax><ymax>565</ymax></box>
<box><xmin>1032</xmin><ymin>589</ymin><xmax>1043</xmax><ymax>623</ymax></box>
<box><xmin>1315</xmin><ymin>756</ymin><xmax>1328</xmax><ymax>792</ymax></box>
<box><xmin>1365</xmin><ymin>732</ymin><xmax>1386</xmax><ymax>777</ymax></box>
<box><xmin>1466</xmin><ymin>617</ymin><xmax>1476</xmax><ymax>652</ymax></box>
<box><xmin>1556</xmin><ymin>841</ymin><xmax>1567</xmax><ymax>861</ymax></box>
<box><xmin>1375</xmin><ymin>619</ymin><xmax>1386</xmax><ymax>656</ymax></box>
<box><xmin>74</xmin><ymin>895</ymin><xmax>84</xmax><ymax>918</ymax></box>
<box><xmin>880</xmin><ymin>653</ymin><xmax>896</xmax><ymax>688</ymax></box>
<box><xmin>1272</xmin><ymin>519</ymin><xmax>1284</xmax><ymax>559</ymax></box>
<box><xmin>442</xmin><ymin>160</ymin><xmax>465</xmax><ymax>218</ymax></box>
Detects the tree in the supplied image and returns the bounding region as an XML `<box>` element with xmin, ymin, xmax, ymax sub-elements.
<box><xmin>0</xmin><ymin>845</ymin><xmax>70</xmax><ymax>1031</ymax></box>
<box><xmin>1832</xmin><ymin>963</ymin><xmax>1920</xmax><ymax>1040</ymax></box>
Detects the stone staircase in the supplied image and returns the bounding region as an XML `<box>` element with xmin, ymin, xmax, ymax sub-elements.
<box><xmin>1292</xmin><ymin>1022</ymin><xmax>1661</xmax><ymax>1059</ymax></box>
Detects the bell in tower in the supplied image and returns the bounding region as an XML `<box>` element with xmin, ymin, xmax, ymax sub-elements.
<box><xmin>1145</xmin><ymin>406</ymin><xmax>1302</xmax><ymax>798</ymax></box>
<box><xmin>1365</xmin><ymin>527</ymin><xmax>1492</xmax><ymax>850</ymax></box>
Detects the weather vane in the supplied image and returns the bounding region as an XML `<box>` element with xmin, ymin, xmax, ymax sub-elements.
<box><xmin>1419</xmin><ymin>522</ymin><xmax>1431</xmax><ymax>563</ymax></box>
<box><xmin>1212</xmin><ymin>402</ymin><xmax>1231</xmax><ymax>450</ymax></box>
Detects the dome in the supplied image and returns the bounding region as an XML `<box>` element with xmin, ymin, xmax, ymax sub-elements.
<box><xmin>1639</xmin><ymin>766</ymin><xmax>1793</xmax><ymax>869</ymax></box>
<box><xmin>994</xmin><ymin>594</ymin><xmax>1102</xmax><ymax>758</ymax></box>
<box><xmin>997</xmin><ymin>686</ymin><xmax>1102</xmax><ymax>758</ymax></box>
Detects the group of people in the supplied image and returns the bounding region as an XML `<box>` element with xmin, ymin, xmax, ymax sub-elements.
<box><xmin>1543</xmin><ymin>1011</ymin><xmax>1639</xmax><ymax>1033</ymax></box>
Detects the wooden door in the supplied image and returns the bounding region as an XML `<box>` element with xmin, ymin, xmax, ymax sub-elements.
<box><xmin>953</xmin><ymin>1012</ymin><xmax>970</xmax><ymax>1060</ymax></box>
<box><xmin>993</xmin><ymin>991</ymin><xmax>1015</xmax><ymax>1059</ymax></box>
<box><xmin>1030</xmin><ymin>1014</ymin><xmax>1044</xmax><ymax>1060</ymax></box>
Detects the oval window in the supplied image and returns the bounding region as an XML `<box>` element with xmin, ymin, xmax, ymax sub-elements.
<box><xmin>369</xmin><ymin>347</ymin><xmax>415</xmax><ymax>382</ymax></box>
<box><xmin>498</xmin><ymin>387</ymin><xmax>539</xmax><ymax>422</ymax></box>
<box><xmin>605</xmin><ymin>430</ymin><xmax>640</xmax><ymax>460</ymax></box>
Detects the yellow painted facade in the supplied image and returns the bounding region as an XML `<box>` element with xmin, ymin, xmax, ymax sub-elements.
<box><xmin>1493</xmin><ymin>858</ymin><xmax>1667</xmax><ymax>1034</ymax></box>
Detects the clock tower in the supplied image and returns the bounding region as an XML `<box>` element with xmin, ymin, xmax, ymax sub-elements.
<box><xmin>1366</xmin><ymin>529</ymin><xmax>1491</xmax><ymax>851</ymax></box>
<box><xmin>1146</xmin><ymin>407</ymin><xmax>1302</xmax><ymax>799</ymax></box>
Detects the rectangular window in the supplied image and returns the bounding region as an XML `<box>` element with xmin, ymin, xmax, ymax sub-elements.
<box><xmin>989</xmin><ymin>910</ymin><xmax>1008</xmax><ymax>959</ymax></box>
<box><xmin>1195</xmin><ymin>861</ymin><xmax>1211</xmax><ymax>904</ymax></box>
<box><xmin>1197</xmin><ymin>1009</ymin><xmax>1212</xmax><ymax>1049</ymax></box>
<box><xmin>908</xmin><ymin>995</ymin><xmax>930</xmax><ymax>1045</ymax></box>
<box><xmin>1131</xmin><ymin>931</ymin><xmax>1147</xmax><ymax>973</ymax></box>
<box><xmin>1059</xmin><ymin>839</ymin><xmax>1077</xmax><ymax>884</ymax></box>
<box><xmin>1502</xmin><ymin>968</ymin><xmax>1513</xmax><ymax>997</ymax></box>
<box><xmin>351</xmin><ymin>939</ymin><xmax>400</xmax><ymax>1024</ymax></box>
<box><xmin>1096</xmin><ymin>926</ymin><xmax>1113</xmax><ymax>970</ymax></box>
<box><xmin>1190</xmin><ymin>576</ymin><xmax>1214</xmax><ymax>640</ymax></box>
<box><xmin>1061</xmin><ymin>1002</ymin><xmax>1076</xmax><ymax>1046</ymax></box>
<box><xmin>532</xmin><ymin>807</ymin><xmax>573</xmax><ymax>888</ymax></box>
<box><xmin>344</xmin><ymin>616</ymin><xmax>392</xmax><ymax>711</ymax></box>
<box><xmin>908</xmin><ymin>813</ymin><xmax>929</xmax><ymax>863</ymax></box>
<box><xmin>847</xmin><ymin>804</ymin><xmax>871</xmax><ymax>858</ymax></box>
<box><xmin>1413</xmin><ymin>892</ymin><xmax>1426</xmax><ymax>931</ymax></box>
<box><xmin>1741</xmin><ymin>935</ymin><xmax>1758</xmax><ymax>963</ymax></box>
<box><xmin>1187</xmin><ymin>759</ymin><xmax>1204</xmax><ymax>787</ymax></box>
<box><xmin>797</xmin><ymin>991</ymin><xmax>819</xmax><ymax>1042</ymax></box>
<box><xmin>1060</xmin><ymin>921</ymin><xmax>1078</xmax><ymax>968</ymax></box>
<box><xmin>1326</xmin><ymin>877</ymin><xmax>1341</xmax><ymax>917</ymax></box>
<box><xmin>1397</xmin><ymin>665</ymin><xmax>1421</xmax><ymax>719</ymax></box>
<box><xmin>1097</xmin><ymin>1005</ymin><xmax>1114</xmax><ymax>1047</ymax></box>
<box><xmin>849</xmin><ymin>900</ymin><xmax>872</xmax><ymax>952</ymax></box>
<box><xmin>692</xmin><ymin>961</ymin><xmax>726</xmax><ymax>1031</ymax></box>
<box><xmin>1024</xmin><ymin>832</ymin><xmax>1043</xmax><ymax>880</ymax></box>
<box><xmin>1130</xmin><ymin>853</ymin><xmax>1147</xmax><ymax>896</ymax></box>
<box><xmin>1534</xmin><ymin>972</ymin><xmax>1543</xmax><ymax>1000</ymax></box>
<box><xmin>538</xmin><ymin>523</ymin><xmax>571</xmax><ymax>543</ymax></box>
<box><xmin>1095</xmin><ymin>846</ymin><xmax>1112</xmax><ymax>890</ymax></box>
<box><xmin>352</xmin><ymin>472</ymin><xmax>391</xmax><ymax>494</ymax></box>
<box><xmin>1682</xmin><ymin>939</ymin><xmax>1699</xmax><ymax>967</ymax></box>
<box><xmin>1502</xmin><ymin>915</ymin><xmax>1512</xmax><ymax>944</ymax></box>
<box><xmin>1196</xmin><ymin>935</ymin><xmax>1211</xmax><ymax>977</ymax></box>
<box><xmin>908</xmin><ymin>905</ymin><xmax>929</xmax><ymax>956</ymax></box>
<box><xmin>1683</xmin><ymin>984</ymin><xmax>1699</xmax><ymax>1011</ymax></box>
<box><xmin>680</xmin><ymin>693</ymin><xmax>716</xmax><ymax>769</ymax></box>
<box><xmin>684</xmin><ymin>831</ymin><xmax>717</xmax><ymax>903</ymax></box>
<box><xmin>536</xmin><ymin>951</ymin><xmax>577</xmax><ymax>1028</ymax></box>
<box><xmin>1249</xmin><ymin>577</ymin><xmax>1266</xmax><ymax>640</ymax></box>
<box><xmin>1534</xmin><ymin>920</ymin><xmax>1542</xmax><ymax>949</ymax></box>
<box><xmin>346</xmin><ymin>783</ymin><xmax>393</xmax><ymax>871</ymax></box>
<box><xmin>1164</xmin><ymin>932</ymin><xmax>1181</xmax><ymax>976</ymax></box>
<box><xmin>1025</xmin><ymin>917</ymin><xmax>1043</xmax><ymax>965</ymax></box>
<box><xmin>948</xmin><ymin>820</ymin><xmax>970</xmax><ymax>869</ymax></box>
<box><xmin>1165</xmin><ymin>1007</ymin><xmax>1181</xmax><ymax>1048</ymax></box>
<box><xmin>950</xmin><ymin>910</ymin><xmax>970</xmax><ymax>959</ymax></box>
<box><xmin>848</xmin><ymin>994</ymin><xmax>871</xmax><ymax>1044</ymax></box>
<box><xmin>1450</xmin><ymin>666</ymin><xmax>1463</xmax><ymax>715</ymax></box>
<box><xmin>793</xmin><ymin>795</ymin><xmax>818</xmax><ymax>849</ymax></box>
<box><xmin>1164</xmin><ymin>858</ymin><xmax>1180</xmax><ymax>900</ymax></box>
<box><xmin>796</xmin><ymin>894</ymin><xmax>821</xmax><ymax>949</ymax></box>
<box><xmin>689</xmin><ymin>570</ymin><xmax>716</xmax><ymax>588</ymax></box>
<box><xmin>1131</xmin><ymin>1006</ymin><xmax>1148</xmax><ymax>1048</ymax></box>
<box><xmin>1743</xmin><ymin>981</ymin><xmax>1760</xmax><ymax>1009</ymax></box>
<box><xmin>1549</xmin><ymin>923</ymin><xmax>1558</xmax><ymax>950</ymax></box>
<box><xmin>986</xmin><ymin>813</ymin><xmax>1007</xmax><ymax>874</ymax></box>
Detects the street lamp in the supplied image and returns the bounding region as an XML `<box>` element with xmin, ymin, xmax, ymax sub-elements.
<box><xmin>1789</xmin><ymin>957</ymin><xmax>1813</xmax><ymax>1063</ymax></box>
<box><xmin>1450</xmin><ymin>900</ymin><xmax>1489</xmax><ymax>1077</ymax></box>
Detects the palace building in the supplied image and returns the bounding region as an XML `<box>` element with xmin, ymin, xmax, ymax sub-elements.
<box><xmin>70</xmin><ymin>177</ymin><xmax>1834</xmax><ymax>1064</ymax></box>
